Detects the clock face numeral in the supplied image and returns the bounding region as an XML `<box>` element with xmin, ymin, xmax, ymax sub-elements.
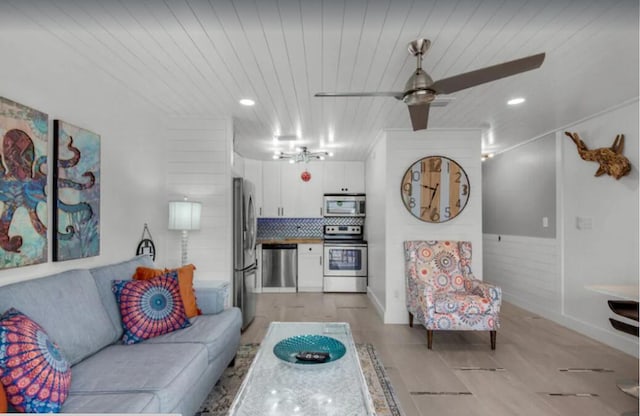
<box><xmin>429</xmin><ymin>158</ymin><xmax>442</xmax><ymax>172</ymax></box>
<box><xmin>400</xmin><ymin>156</ymin><xmax>470</xmax><ymax>223</ymax></box>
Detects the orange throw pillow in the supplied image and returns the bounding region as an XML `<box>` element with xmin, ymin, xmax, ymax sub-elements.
<box><xmin>133</xmin><ymin>265</ymin><xmax>201</xmax><ymax>318</ymax></box>
<box><xmin>0</xmin><ymin>383</ymin><xmax>7</xmax><ymax>413</ymax></box>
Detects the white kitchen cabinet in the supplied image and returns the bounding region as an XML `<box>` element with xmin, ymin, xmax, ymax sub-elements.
<box><xmin>259</xmin><ymin>161</ymin><xmax>324</xmax><ymax>218</ymax></box>
<box><xmin>322</xmin><ymin>161</ymin><xmax>365</xmax><ymax>193</ymax></box>
<box><xmin>281</xmin><ymin>163</ymin><xmax>323</xmax><ymax>217</ymax></box>
<box><xmin>297</xmin><ymin>244</ymin><xmax>323</xmax><ymax>292</ymax></box>
<box><xmin>261</xmin><ymin>162</ymin><xmax>282</xmax><ymax>217</ymax></box>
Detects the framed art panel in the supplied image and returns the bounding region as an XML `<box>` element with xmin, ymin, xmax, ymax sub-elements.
<box><xmin>53</xmin><ymin>120</ymin><xmax>100</xmax><ymax>261</ymax></box>
<box><xmin>0</xmin><ymin>97</ymin><xmax>48</xmax><ymax>269</ymax></box>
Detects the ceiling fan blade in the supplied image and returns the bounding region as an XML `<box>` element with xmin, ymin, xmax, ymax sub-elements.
<box><xmin>430</xmin><ymin>53</ymin><xmax>545</xmax><ymax>94</ymax></box>
<box><xmin>408</xmin><ymin>104</ymin><xmax>430</xmax><ymax>131</ymax></box>
<box><xmin>315</xmin><ymin>91</ymin><xmax>404</xmax><ymax>99</ymax></box>
<box><xmin>430</xmin><ymin>95</ymin><xmax>455</xmax><ymax>107</ymax></box>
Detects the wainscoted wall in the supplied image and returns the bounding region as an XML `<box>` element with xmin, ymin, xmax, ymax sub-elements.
<box><xmin>482</xmin><ymin>99</ymin><xmax>639</xmax><ymax>356</ymax></box>
<box><xmin>483</xmin><ymin>234</ymin><xmax>561</xmax><ymax>315</ymax></box>
<box><xmin>165</xmin><ymin>117</ymin><xmax>233</xmax><ymax>285</ymax></box>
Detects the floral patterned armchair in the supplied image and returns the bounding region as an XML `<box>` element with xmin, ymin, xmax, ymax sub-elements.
<box><xmin>404</xmin><ymin>240</ymin><xmax>502</xmax><ymax>349</ymax></box>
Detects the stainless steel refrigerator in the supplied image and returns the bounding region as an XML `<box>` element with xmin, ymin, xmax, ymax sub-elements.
<box><xmin>232</xmin><ymin>177</ymin><xmax>257</xmax><ymax>330</ymax></box>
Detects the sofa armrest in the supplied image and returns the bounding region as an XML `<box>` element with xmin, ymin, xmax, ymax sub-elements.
<box><xmin>194</xmin><ymin>282</ymin><xmax>230</xmax><ymax>315</ymax></box>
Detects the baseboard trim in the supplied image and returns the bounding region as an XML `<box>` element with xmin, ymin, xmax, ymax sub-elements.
<box><xmin>503</xmin><ymin>291</ymin><xmax>639</xmax><ymax>358</ymax></box>
<box><xmin>367</xmin><ymin>288</ymin><xmax>385</xmax><ymax>320</ymax></box>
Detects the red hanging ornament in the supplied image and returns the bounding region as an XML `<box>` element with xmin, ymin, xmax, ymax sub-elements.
<box><xmin>300</xmin><ymin>170</ymin><xmax>311</xmax><ymax>182</ymax></box>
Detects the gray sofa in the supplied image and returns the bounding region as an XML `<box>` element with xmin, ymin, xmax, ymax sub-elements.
<box><xmin>0</xmin><ymin>254</ymin><xmax>242</xmax><ymax>415</ymax></box>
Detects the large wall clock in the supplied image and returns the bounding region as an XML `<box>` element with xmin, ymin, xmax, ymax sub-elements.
<box><xmin>400</xmin><ymin>155</ymin><xmax>470</xmax><ymax>223</ymax></box>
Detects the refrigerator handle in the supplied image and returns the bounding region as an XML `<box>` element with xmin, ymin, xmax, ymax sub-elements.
<box><xmin>320</xmin><ymin>207</ymin><xmax>322</xmax><ymax>216</ymax></box>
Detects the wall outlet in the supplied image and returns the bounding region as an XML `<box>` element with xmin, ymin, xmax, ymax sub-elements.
<box><xmin>394</xmin><ymin>290</ymin><xmax>399</xmax><ymax>299</ymax></box>
<box><xmin>542</xmin><ymin>217</ymin><xmax>549</xmax><ymax>228</ymax></box>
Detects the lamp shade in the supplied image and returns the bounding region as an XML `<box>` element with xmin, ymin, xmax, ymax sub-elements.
<box><xmin>168</xmin><ymin>201</ymin><xmax>202</xmax><ymax>231</ymax></box>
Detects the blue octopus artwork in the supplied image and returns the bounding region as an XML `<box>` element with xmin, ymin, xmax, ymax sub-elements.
<box><xmin>53</xmin><ymin>120</ymin><xmax>100</xmax><ymax>261</ymax></box>
<box><xmin>0</xmin><ymin>97</ymin><xmax>48</xmax><ymax>269</ymax></box>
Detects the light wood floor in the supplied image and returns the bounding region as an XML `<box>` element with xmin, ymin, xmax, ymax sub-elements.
<box><xmin>241</xmin><ymin>293</ymin><xmax>639</xmax><ymax>416</ymax></box>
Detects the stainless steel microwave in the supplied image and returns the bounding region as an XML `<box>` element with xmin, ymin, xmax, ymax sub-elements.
<box><xmin>323</xmin><ymin>194</ymin><xmax>366</xmax><ymax>217</ymax></box>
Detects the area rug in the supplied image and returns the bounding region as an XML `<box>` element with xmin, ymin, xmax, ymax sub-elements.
<box><xmin>196</xmin><ymin>343</ymin><xmax>404</xmax><ymax>416</ymax></box>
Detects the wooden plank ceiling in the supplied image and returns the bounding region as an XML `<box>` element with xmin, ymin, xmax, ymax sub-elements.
<box><xmin>1</xmin><ymin>0</ymin><xmax>638</xmax><ymax>160</ymax></box>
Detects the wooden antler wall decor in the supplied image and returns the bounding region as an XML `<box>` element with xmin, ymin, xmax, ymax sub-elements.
<box><xmin>564</xmin><ymin>132</ymin><xmax>631</xmax><ymax>180</ymax></box>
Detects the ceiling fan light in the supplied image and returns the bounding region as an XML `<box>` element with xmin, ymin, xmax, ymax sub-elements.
<box><xmin>403</xmin><ymin>90</ymin><xmax>435</xmax><ymax>106</ymax></box>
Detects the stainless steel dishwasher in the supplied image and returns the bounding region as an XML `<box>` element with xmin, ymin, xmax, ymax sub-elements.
<box><xmin>261</xmin><ymin>244</ymin><xmax>297</xmax><ymax>292</ymax></box>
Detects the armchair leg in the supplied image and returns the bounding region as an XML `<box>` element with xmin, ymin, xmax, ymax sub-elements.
<box><xmin>490</xmin><ymin>331</ymin><xmax>496</xmax><ymax>350</ymax></box>
<box><xmin>409</xmin><ymin>312</ymin><xmax>414</xmax><ymax>328</ymax></box>
<box><xmin>427</xmin><ymin>330</ymin><xmax>433</xmax><ymax>350</ymax></box>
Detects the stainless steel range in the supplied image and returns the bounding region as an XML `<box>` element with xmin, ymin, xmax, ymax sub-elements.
<box><xmin>323</xmin><ymin>225</ymin><xmax>368</xmax><ymax>293</ymax></box>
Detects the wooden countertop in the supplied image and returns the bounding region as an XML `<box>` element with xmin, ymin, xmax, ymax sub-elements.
<box><xmin>257</xmin><ymin>238</ymin><xmax>324</xmax><ymax>245</ymax></box>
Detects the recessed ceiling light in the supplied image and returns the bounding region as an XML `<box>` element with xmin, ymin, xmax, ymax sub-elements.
<box><xmin>507</xmin><ymin>97</ymin><xmax>525</xmax><ymax>105</ymax></box>
<box><xmin>239</xmin><ymin>98</ymin><xmax>255</xmax><ymax>106</ymax></box>
<box><xmin>481</xmin><ymin>153</ymin><xmax>495</xmax><ymax>162</ymax></box>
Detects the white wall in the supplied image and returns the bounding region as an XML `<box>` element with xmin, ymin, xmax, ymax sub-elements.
<box><xmin>484</xmin><ymin>100</ymin><xmax>639</xmax><ymax>356</ymax></box>
<box><xmin>484</xmin><ymin>234</ymin><xmax>561</xmax><ymax>316</ymax></box>
<box><xmin>165</xmin><ymin>117</ymin><xmax>233</xmax><ymax>287</ymax></box>
<box><xmin>561</xmin><ymin>100</ymin><xmax>639</xmax><ymax>356</ymax></box>
<box><xmin>365</xmin><ymin>131</ymin><xmax>387</xmax><ymax>316</ymax></box>
<box><xmin>0</xmin><ymin>31</ymin><xmax>235</xmax><ymax>288</ymax></box>
<box><xmin>0</xmin><ymin>31</ymin><xmax>167</xmax><ymax>284</ymax></box>
<box><xmin>365</xmin><ymin>128</ymin><xmax>483</xmax><ymax>323</ymax></box>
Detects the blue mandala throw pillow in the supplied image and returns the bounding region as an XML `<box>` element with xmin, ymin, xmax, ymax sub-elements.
<box><xmin>0</xmin><ymin>308</ymin><xmax>71</xmax><ymax>412</ymax></box>
<box><xmin>112</xmin><ymin>270</ymin><xmax>190</xmax><ymax>344</ymax></box>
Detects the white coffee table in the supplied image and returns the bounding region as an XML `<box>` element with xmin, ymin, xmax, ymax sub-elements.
<box><xmin>228</xmin><ymin>322</ymin><xmax>375</xmax><ymax>416</ymax></box>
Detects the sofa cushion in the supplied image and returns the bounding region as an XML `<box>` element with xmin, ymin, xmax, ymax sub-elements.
<box><xmin>133</xmin><ymin>264</ymin><xmax>201</xmax><ymax>318</ymax></box>
<box><xmin>90</xmin><ymin>255</ymin><xmax>156</xmax><ymax>341</ymax></box>
<box><xmin>69</xmin><ymin>342</ymin><xmax>207</xmax><ymax>413</ymax></box>
<box><xmin>63</xmin><ymin>392</ymin><xmax>160</xmax><ymax>413</ymax></box>
<box><xmin>0</xmin><ymin>269</ymin><xmax>116</xmax><ymax>365</ymax></box>
<box><xmin>112</xmin><ymin>271</ymin><xmax>191</xmax><ymax>344</ymax></box>
<box><xmin>143</xmin><ymin>307</ymin><xmax>241</xmax><ymax>362</ymax></box>
<box><xmin>0</xmin><ymin>308</ymin><xmax>71</xmax><ymax>413</ymax></box>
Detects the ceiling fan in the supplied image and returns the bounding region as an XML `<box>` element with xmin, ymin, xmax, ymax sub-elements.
<box><xmin>315</xmin><ymin>39</ymin><xmax>545</xmax><ymax>131</ymax></box>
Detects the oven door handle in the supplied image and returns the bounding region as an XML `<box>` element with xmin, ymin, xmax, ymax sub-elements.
<box><xmin>323</xmin><ymin>244</ymin><xmax>368</xmax><ymax>248</ymax></box>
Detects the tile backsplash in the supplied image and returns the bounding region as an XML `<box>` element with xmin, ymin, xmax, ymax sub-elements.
<box><xmin>257</xmin><ymin>217</ymin><xmax>365</xmax><ymax>239</ymax></box>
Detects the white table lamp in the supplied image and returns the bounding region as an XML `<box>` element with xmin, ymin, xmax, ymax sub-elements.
<box><xmin>168</xmin><ymin>199</ymin><xmax>202</xmax><ymax>265</ymax></box>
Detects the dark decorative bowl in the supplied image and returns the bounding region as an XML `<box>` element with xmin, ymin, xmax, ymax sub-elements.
<box><xmin>273</xmin><ymin>334</ymin><xmax>346</xmax><ymax>367</ymax></box>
